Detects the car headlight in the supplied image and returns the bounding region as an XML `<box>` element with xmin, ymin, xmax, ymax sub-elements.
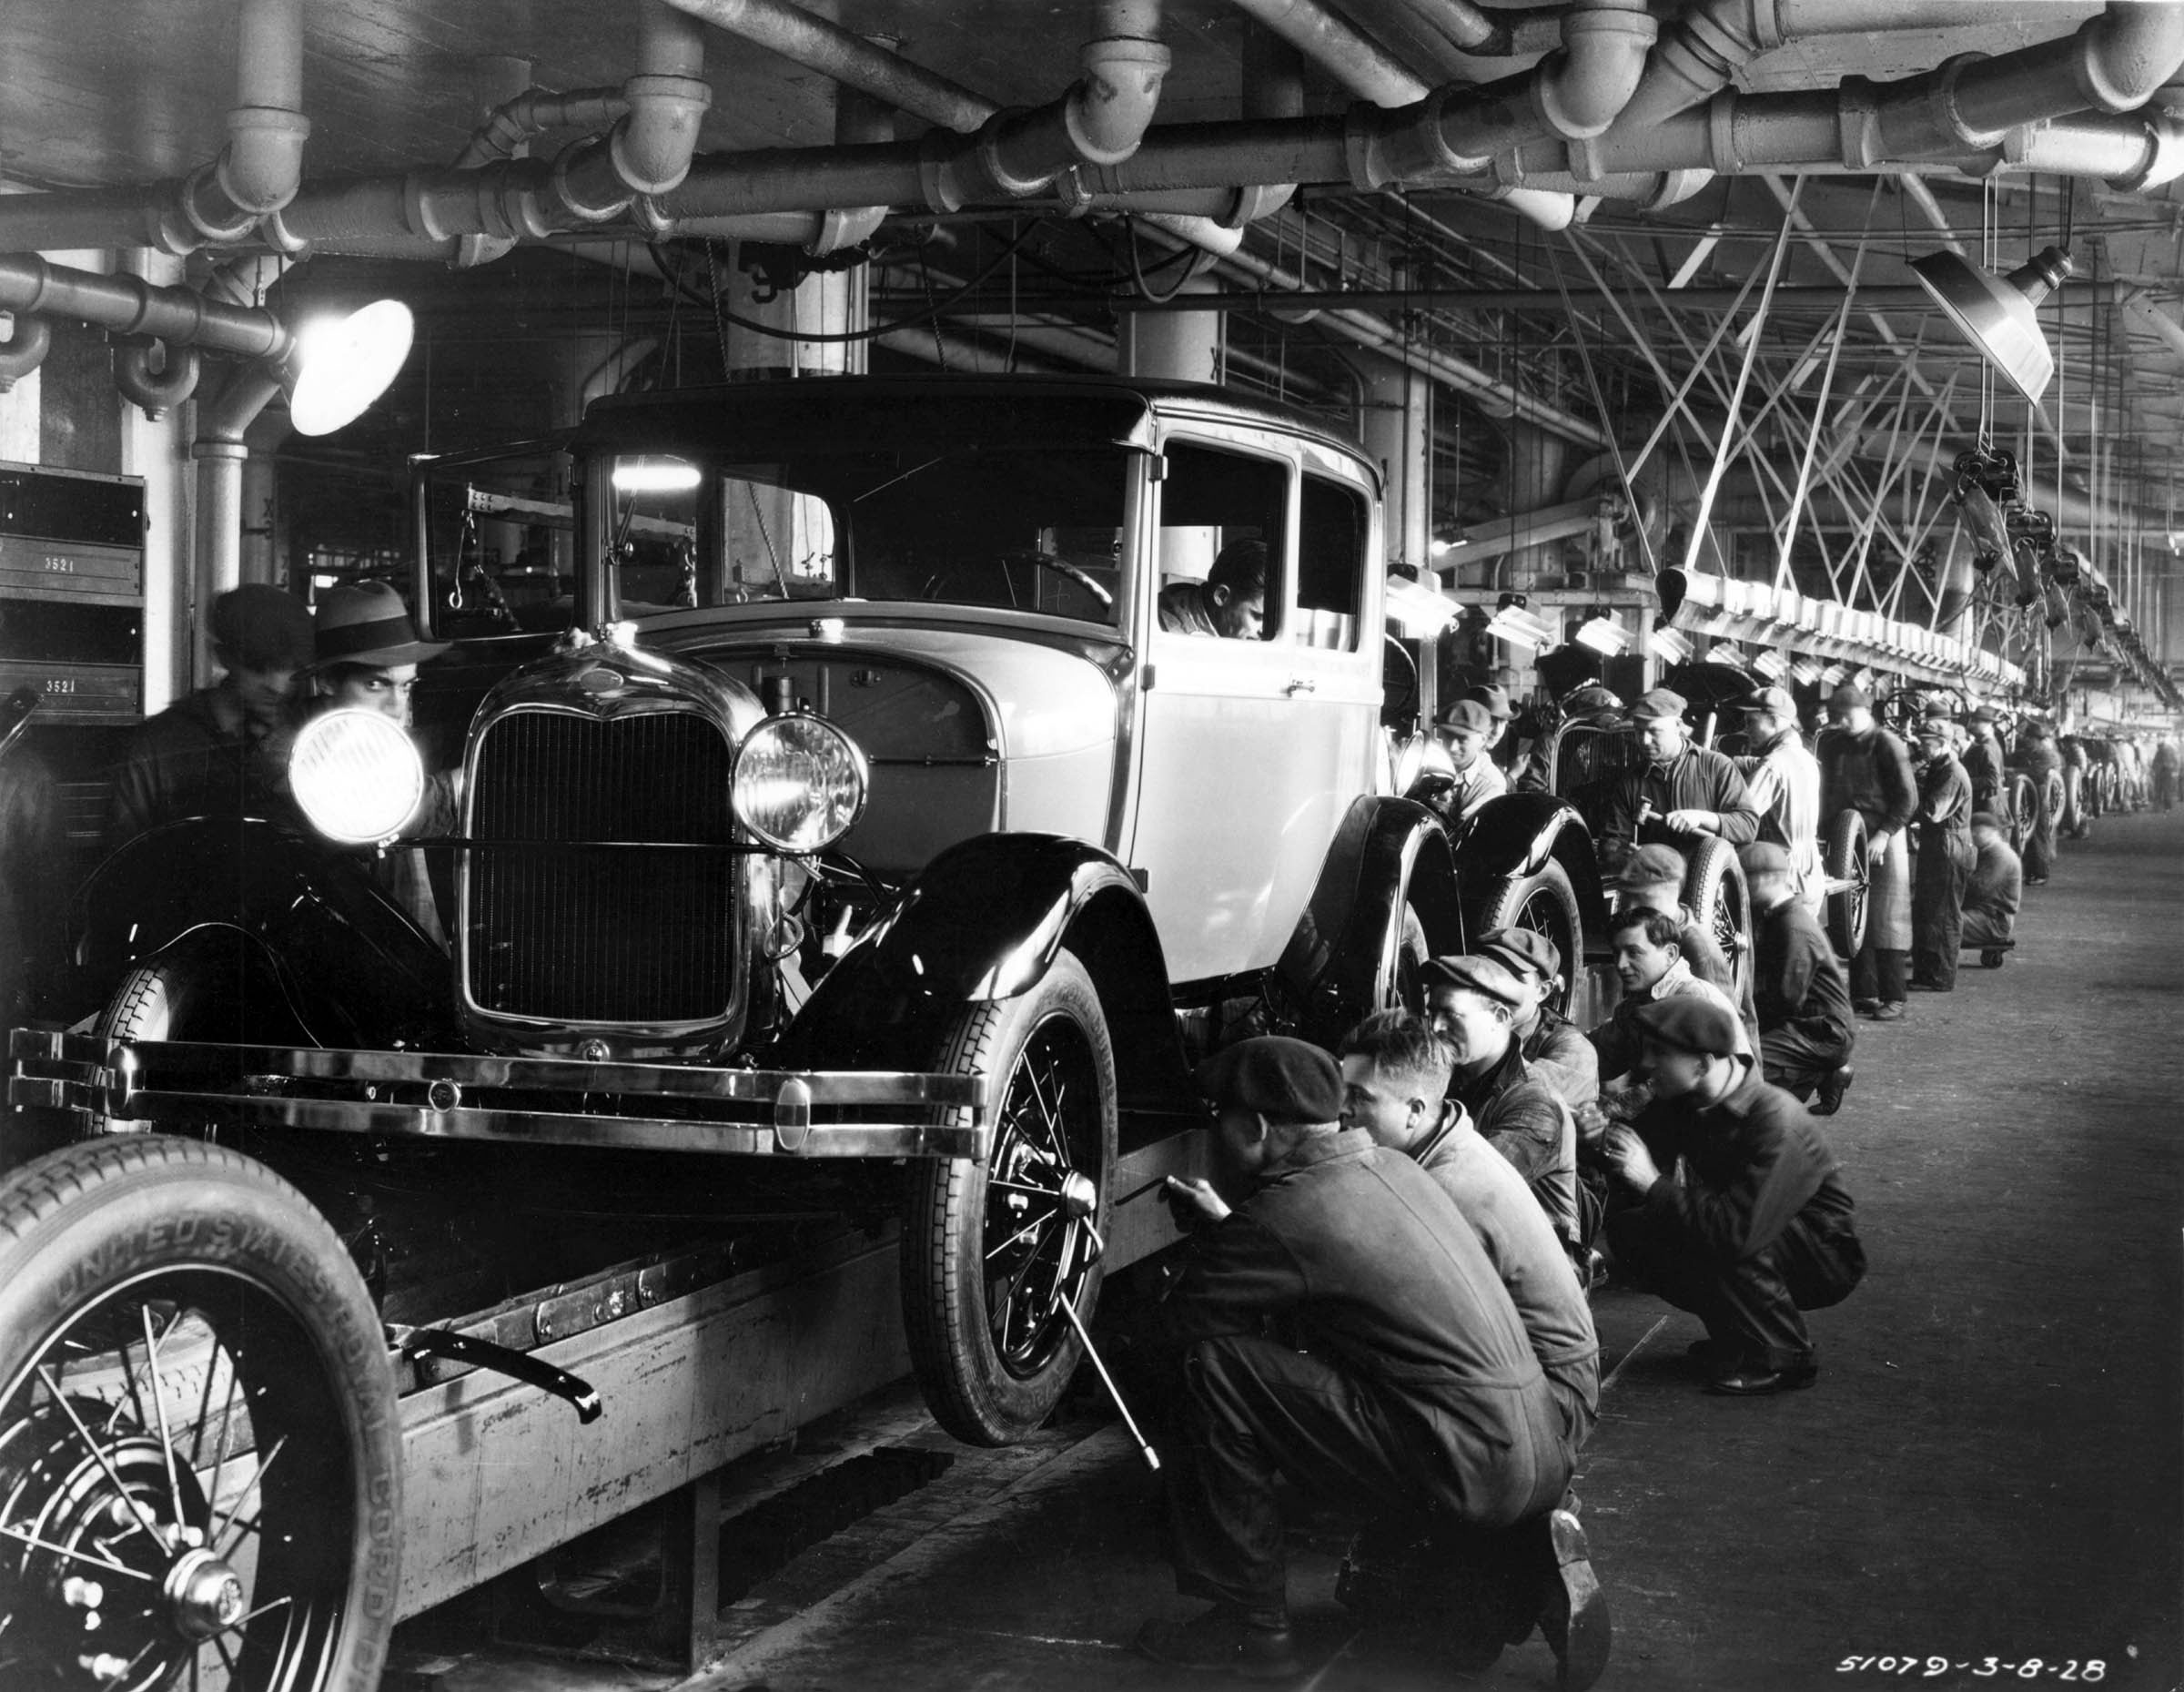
<box><xmin>731</xmin><ymin>714</ymin><xmax>869</xmax><ymax>854</ymax></box>
<box><xmin>289</xmin><ymin>708</ymin><xmax>425</xmax><ymax>844</ymax></box>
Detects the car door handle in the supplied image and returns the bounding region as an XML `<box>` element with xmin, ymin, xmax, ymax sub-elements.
<box><xmin>1285</xmin><ymin>677</ymin><xmax>1318</xmax><ymax>696</ymax></box>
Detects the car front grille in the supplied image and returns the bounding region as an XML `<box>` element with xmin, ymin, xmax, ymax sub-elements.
<box><xmin>465</xmin><ymin>707</ymin><xmax>740</xmax><ymax>1025</ymax></box>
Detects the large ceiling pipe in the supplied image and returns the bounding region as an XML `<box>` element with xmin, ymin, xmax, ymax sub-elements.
<box><xmin>0</xmin><ymin>255</ymin><xmax>289</xmax><ymax>360</ymax></box>
<box><xmin>1613</xmin><ymin>0</ymin><xmax>2152</xmax><ymax>136</ymax></box>
<box><xmin>659</xmin><ymin>0</ymin><xmax>991</xmax><ymax>131</ymax></box>
<box><xmin>1221</xmin><ymin>0</ymin><xmax>1430</xmax><ymax>105</ymax></box>
<box><xmin>0</xmin><ymin>0</ymin><xmax>308</xmax><ymax>254</ymax></box>
<box><xmin>455</xmin><ymin>87</ymin><xmax>631</xmax><ymax>170</ymax></box>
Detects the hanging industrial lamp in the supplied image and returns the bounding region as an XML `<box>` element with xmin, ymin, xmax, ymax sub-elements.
<box><xmin>286</xmin><ymin>299</ymin><xmax>415</xmax><ymax>436</ymax></box>
<box><xmin>1908</xmin><ymin>246</ymin><xmax>2073</xmax><ymax>404</ymax></box>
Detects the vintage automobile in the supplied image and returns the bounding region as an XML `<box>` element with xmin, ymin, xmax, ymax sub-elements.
<box><xmin>5</xmin><ymin>376</ymin><xmax>1611</xmax><ymax>1690</ymax></box>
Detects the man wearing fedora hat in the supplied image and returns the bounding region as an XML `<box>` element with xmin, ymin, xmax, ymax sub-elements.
<box><xmin>311</xmin><ymin>581</ymin><xmax>451</xmax><ymax>731</ymax></box>
<box><xmin>309</xmin><ymin>583</ymin><xmax>455</xmax><ymax>939</ymax></box>
<box><xmin>106</xmin><ymin>583</ymin><xmax>314</xmax><ymax>847</ymax></box>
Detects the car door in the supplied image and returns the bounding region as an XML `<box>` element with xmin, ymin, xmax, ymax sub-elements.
<box><xmin>1126</xmin><ymin>429</ymin><xmax>1373</xmax><ymax>986</ymax></box>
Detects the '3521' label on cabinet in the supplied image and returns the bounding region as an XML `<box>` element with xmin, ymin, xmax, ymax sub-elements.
<box><xmin>0</xmin><ymin>533</ymin><xmax>143</xmax><ymax>601</ymax></box>
<box><xmin>0</xmin><ymin>660</ymin><xmax>139</xmax><ymax>722</ymax></box>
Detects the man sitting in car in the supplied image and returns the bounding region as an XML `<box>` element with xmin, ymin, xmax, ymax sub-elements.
<box><xmin>1600</xmin><ymin>686</ymin><xmax>1762</xmax><ymax>865</ymax></box>
<box><xmin>1422</xmin><ymin>954</ymin><xmax>1580</xmax><ymax>1254</ymax></box>
<box><xmin>1158</xmin><ymin>537</ymin><xmax>1268</xmax><ymax>640</ymax></box>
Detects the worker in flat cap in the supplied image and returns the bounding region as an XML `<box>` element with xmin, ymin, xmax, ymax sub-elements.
<box><xmin>1908</xmin><ymin>716</ymin><xmax>1976</xmax><ymax>992</ymax></box>
<box><xmin>1477</xmin><ymin>926</ymin><xmax>1598</xmax><ymax>1115</ymax></box>
<box><xmin>1135</xmin><ymin>1036</ymin><xmax>1605</xmax><ymax>1689</ymax></box>
<box><xmin>1598</xmin><ymin>997</ymin><xmax>1866</xmax><ymax>1396</ymax></box>
<box><xmin>309</xmin><ymin>583</ymin><xmax>458</xmax><ymax>941</ymax></box>
<box><xmin>1816</xmin><ymin>682</ymin><xmax>1916</xmax><ymax>1020</ymax></box>
<box><xmin>1413</xmin><ymin>697</ymin><xmax>1507</xmax><ymax>825</ymax></box>
<box><xmin>1960</xmin><ymin>811</ymin><xmax>2021</xmax><ymax>968</ymax></box>
<box><xmin>1330</xmin><ymin>1010</ymin><xmax>1606</xmax><ymax>1677</ymax></box>
<box><xmin>1741</xmin><ymin>843</ymin><xmax>1855</xmax><ymax>1114</ymax></box>
<box><xmin>1731</xmin><ymin>685</ymin><xmax>1822</xmax><ymax>916</ymax></box>
<box><xmin>1421</xmin><ymin>954</ymin><xmax>1582</xmax><ymax>1255</ymax></box>
<box><xmin>1608</xmin><ymin>843</ymin><xmax>1752</xmax><ymax>1039</ymax></box>
<box><xmin>1961</xmin><ymin>704</ymin><xmax>2007</xmax><ymax>816</ymax></box>
<box><xmin>1598</xmin><ymin>686</ymin><xmax>1761</xmax><ymax>870</ymax></box>
<box><xmin>2015</xmin><ymin>718</ymin><xmax>2063</xmax><ymax>885</ymax></box>
<box><xmin>106</xmin><ymin>583</ymin><xmax>314</xmax><ymax>847</ymax></box>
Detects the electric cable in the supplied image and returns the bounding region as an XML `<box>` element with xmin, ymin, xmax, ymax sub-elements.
<box><xmin>651</xmin><ymin>220</ymin><xmax>1044</xmax><ymax>345</ymax></box>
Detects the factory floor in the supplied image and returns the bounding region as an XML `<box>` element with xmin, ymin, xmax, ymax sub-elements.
<box><xmin>388</xmin><ymin>807</ymin><xmax>2184</xmax><ymax>1692</ymax></box>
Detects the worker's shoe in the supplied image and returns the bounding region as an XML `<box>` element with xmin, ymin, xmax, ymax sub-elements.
<box><xmin>1866</xmin><ymin>1001</ymin><xmax>1906</xmax><ymax>1022</ymax></box>
<box><xmin>1850</xmin><ymin>997</ymin><xmax>1880</xmax><ymax>1018</ymax></box>
<box><xmin>1704</xmin><ymin>1355</ymin><xmax>1819</xmax><ymax>1396</ymax></box>
<box><xmin>1135</xmin><ymin>1604</ymin><xmax>1299</xmax><ymax>1678</ymax></box>
<box><xmin>1980</xmin><ymin>949</ymin><xmax>2007</xmax><ymax>968</ymax></box>
<box><xmin>1812</xmin><ymin>1065</ymin><xmax>1853</xmax><ymax>1116</ymax></box>
<box><xmin>1535</xmin><ymin>1507</ymin><xmax>1611</xmax><ymax>1692</ymax></box>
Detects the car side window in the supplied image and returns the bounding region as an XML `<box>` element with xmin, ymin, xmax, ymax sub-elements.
<box><xmin>1298</xmin><ymin>473</ymin><xmax>1367</xmax><ymax>651</ymax></box>
<box><xmin>1155</xmin><ymin>441</ymin><xmax>1288</xmax><ymax>642</ymax></box>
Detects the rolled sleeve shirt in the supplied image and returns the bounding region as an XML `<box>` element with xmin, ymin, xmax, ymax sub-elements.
<box><xmin>1738</xmin><ymin>729</ymin><xmax>1822</xmax><ymax>895</ymax></box>
<box><xmin>1606</xmin><ymin>745</ymin><xmax>1761</xmax><ymax>850</ymax></box>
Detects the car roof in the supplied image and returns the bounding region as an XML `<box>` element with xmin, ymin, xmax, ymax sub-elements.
<box><xmin>577</xmin><ymin>374</ymin><xmax>1369</xmax><ymax>465</ymax></box>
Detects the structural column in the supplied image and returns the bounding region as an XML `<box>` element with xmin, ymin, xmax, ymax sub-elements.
<box><xmin>1117</xmin><ymin>275</ymin><xmax>1223</xmax><ymax>383</ymax></box>
<box><xmin>1360</xmin><ymin>352</ymin><xmax>1429</xmax><ymax>575</ymax></box>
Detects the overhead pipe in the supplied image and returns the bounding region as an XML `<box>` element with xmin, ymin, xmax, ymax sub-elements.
<box><xmin>1220</xmin><ymin>0</ymin><xmax>1430</xmax><ymax>106</ymax></box>
<box><xmin>455</xmin><ymin>86</ymin><xmax>631</xmax><ymax>170</ymax></box>
<box><xmin>1611</xmin><ymin>0</ymin><xmax>2177</xmax><ymax>137</ymax></box>
<box><xmin>0</xmin><ymin>0</ymin><xmax>308</xmax><ymax>255</ymax></box>
<box><xmin>658</xmin><ymin>0</ymin><xmax>993</xmax><ymax>132</ymax></box>
<box><xmin>0</xmin><ymin>255</ymin><xmax>289</xmax><ymax>360</ymax></box>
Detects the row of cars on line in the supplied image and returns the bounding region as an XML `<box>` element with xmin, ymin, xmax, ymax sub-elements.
<box><xmin>3</xmin><ymin>376</ymin><xmax>1770</xmax><ymax>1690</ymax></box>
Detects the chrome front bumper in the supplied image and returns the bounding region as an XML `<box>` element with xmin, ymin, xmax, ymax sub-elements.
<box><xmin>7</xmin><ymin>1030</ymin><xmax>991</xmax><ymax>1160</ymax></box>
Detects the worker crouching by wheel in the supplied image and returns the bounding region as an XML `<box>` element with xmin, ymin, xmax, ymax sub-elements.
<box><xmin>1130</xmin><ymin>1039</ymin><xmax>1608</xmax><ymax>1690</ymax></box>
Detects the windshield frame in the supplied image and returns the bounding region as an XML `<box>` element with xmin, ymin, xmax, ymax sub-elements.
<box><xmin>587</xmin><ymin>441</ymin><xmax>1145</xmax><ymax>633</ymax></box>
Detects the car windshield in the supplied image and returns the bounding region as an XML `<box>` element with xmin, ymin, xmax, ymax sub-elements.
<box><xmin>604</xmin><ymin>446</ymin><xmax>1127</xmax><ymax>628</ymax></box>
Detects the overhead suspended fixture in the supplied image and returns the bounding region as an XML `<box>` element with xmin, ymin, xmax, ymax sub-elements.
<box><xmin>1647</xmin><ymin>622</ymin><xmax>1693</xmax><ymax>665</ymax></box>
<box><xmin>1484</xmin><ymin>593</ymin><xmax>1557</xmax><ymax>652</ymax></box>
<box><xmin>1908</xmin><ymin>246</ymin><xmax>2073</xmax><ymax>404</ymax></box>
<box><xmin>1573</xmin><ymin>613</ymin><xmax>1630</xmax><ymax>657</ymax></box>
<box><xmin>287</xmin><ymin>299</ymin><xmax>416</xmax><ymax>436</ymax></box>
<box><xmin>1386</xmin><ymin>573</ymin><xmax>1465</xmax><ymax>637</ymax></box>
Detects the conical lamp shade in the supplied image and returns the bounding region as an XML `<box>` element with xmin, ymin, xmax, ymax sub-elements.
<box><xmin>288</xmin><ymin>299</ymin><xmax>414</xmax><ymax>436</ymax></box>
<box><xmin>1909</xmin><ymin>247</ymin><xmax>2071</xmax><ymax>404</ymax></box>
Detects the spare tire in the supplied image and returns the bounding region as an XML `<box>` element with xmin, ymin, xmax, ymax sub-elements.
<box><xmin>2003</xmin><ymin>772</ymin><xmax>2037</xmax><ymax>857</ymax></box>
<box><xmin>1823</xmin><ymin>808</ymin><xmax>1869</xmax><ymax>959</ymax></box>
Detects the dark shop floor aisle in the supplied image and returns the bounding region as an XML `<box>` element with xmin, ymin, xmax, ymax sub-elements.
<box><xmin>406</xmin><ymin>810</ymin><xmax>2184</xmax><ymax>1692</ymax></box>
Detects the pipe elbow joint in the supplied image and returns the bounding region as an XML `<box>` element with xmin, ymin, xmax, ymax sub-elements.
<box><xmin>0</xmin><ymin>314</ymin><xmax>52</xmax><ymax>393</ymax></box>
<box><xmin>809</xmin><ymin>204</ymin><xmax>888</xmax><ymax>255</ymax></box>
<box><xmin>2114</xmin><ymin>108</ymin><xmax>2184</xmax><ymax>188</ymax></box>
<box><xmin>214</xmin><ymin>106</ymin><xmax>312</xmax><ymax>215</ymax></box>
<box><xmin>1066</xmin><ymin>36</ymin><xmax>1171</xmax><ymax>165</ymax></box>
<box><xmin>2080</xmin><ymin>2</ymin><xmax>2184</xmax><ymax>113</ymax></box>
<box><xmin>611</xmin><ymin>73</ymin><xmax>713</xmax><ymax>198</ymax></box>
<box><xmin>1534</xmin><ymin>7</ymin><xmax>1659</xmax><ymax>141</ymax></box>
<box><xmin>112</xmin><ymin>337</ymin><xmax>201</xmax><ymax>420</ymax></box>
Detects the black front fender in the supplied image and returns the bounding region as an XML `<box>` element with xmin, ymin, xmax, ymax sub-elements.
<box><xmin>780</xmin><ymin>834</ymin><xmax>1188</xmax><ymax>1099</ymax></box>
<box><xmin>1278</xmin><ymin>795</ymin><xmax>1460</xmax><ymax>1046</ymax></box>
<box><xmin>72</xmin><ymin>818</ymin><xmax>456</xmax><ymax>1048</ymax></box>
<box><xmin>1452</xmin><ymin>793</ymin><xmax>1611</xmax><ymax>937</ymax></box>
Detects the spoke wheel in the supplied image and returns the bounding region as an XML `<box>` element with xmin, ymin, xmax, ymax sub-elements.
<box><xmin>1476</xmin><ymin>860</ymin><xmax>1582</xmax><ymax>1018</ymax></box>
<box><xmin>1824</xmin><ymin>809</ymin><xmax>1869</xmax><ymax>958</ymax></box>
<box><xmin>1682</xmin><ymin>837</ymin><xmax>1754</xmax><ymax>1008</ymax></box>
<box><xmin>904</xmin><ymin>950</ymin><xmax>1117</xmax><ymax>1446</ymax></box>
<box><xmin>0</xmin><ymin>1138</ymin><xmax>399</xmax><ymax>1692</ymax></box>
